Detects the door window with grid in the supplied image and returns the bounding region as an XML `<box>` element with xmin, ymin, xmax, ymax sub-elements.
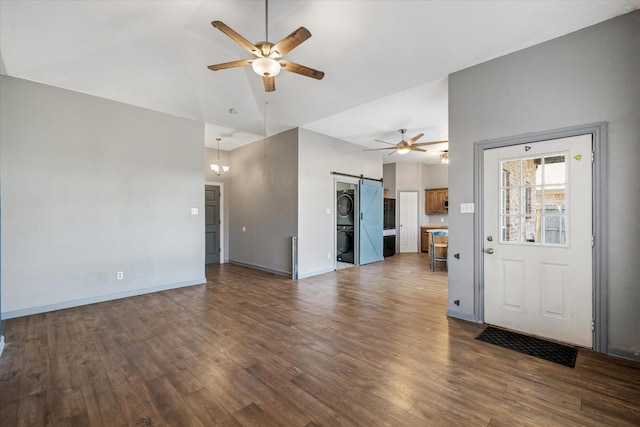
<box><xmin>500</xmin><ymin>154</ymin><xmax>568</xmax><ymax>245</ymax></box>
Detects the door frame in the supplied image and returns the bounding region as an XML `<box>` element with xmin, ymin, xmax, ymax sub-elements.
<box><xmin>334</xmin><ymin>177</ymin><xmax>359</xmax><ymax>268</ymax></box>
<box><xmin>398</xmin><ymin>191</ymin><xmax>419</xmax><ymax>253</ymax></box>
<box><xmin>205</xmin><ymin>181</ymin><xmax>225</xmax><ymax>263</ymax></box>
<box><xmin>473</xmin><ymin>122</ymin><xmax>608</xmax><ymax>352</ymax></box>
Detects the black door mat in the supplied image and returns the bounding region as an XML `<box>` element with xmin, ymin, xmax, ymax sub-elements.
<box><xmin>476</xmin><ymin>326</ymin><xmax>578</xmax><ymax>368</ymax></box>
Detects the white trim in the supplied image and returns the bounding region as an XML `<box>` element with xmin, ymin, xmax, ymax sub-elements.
<box><xmin>334</xmin><ymin>177</ymin><xmax>360</xmax><ymax>269</ymax></box>
<box><xmin>298</xmin><ymin>267</ymin><xmax>336</xmax><ymax>279</ymax></box>
<box><xmin>0</xmin><ymin>336</ymin><xmax>4</xmax><ymax>359</ymax></box>
<box><xmin>229</xmin><ymin>260</ymin><xmax>289</xmax><ymax>277</ymax></box>
<box><xmin>1</xmin><ymin>279</ymin><xmax>205</xmax><ymax>319</ymax></box>
<box><xmin>446</xmin><ymin>309</ymin><xmax>481</xmax><ymax>323</ymax></box>
<box><xmin>205</xmin><ymin>181</ymin><xmax>226</xmax><ymax>263</ymax></box>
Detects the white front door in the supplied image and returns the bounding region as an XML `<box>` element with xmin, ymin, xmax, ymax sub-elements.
<box><xmin>483</xmin><ymin>135</ymin><xmax>593</xmax><ymax>347</ymax></box>
<box><xmin>399</xmin><ymin>191</ymin><xmax>418</xmax><ymax>252</ymax></box>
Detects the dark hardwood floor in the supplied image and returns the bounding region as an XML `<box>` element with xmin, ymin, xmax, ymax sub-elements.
<box><xmin>1</xmin><ymin>253</ymin><xmax>639</xmax><ymax>426</ymax></box>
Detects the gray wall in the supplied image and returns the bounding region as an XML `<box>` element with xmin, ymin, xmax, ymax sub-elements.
<box><xmin>0</xmin><ymin>76</ymin><xmax>205</xmax><ymax>317</ymax></box>
<box><xmin>228</xmin><ymin>129</ymin><xmax>298</xmax><ymax>275</ymax></box>
<box><xmin>204</xmin><ymin>147</ymin><xmax>231</xmax><ymax>262</ymax></box>
<box><xmin>298</xmin><ymin>128</ymin><xmax>382</xmax><ymax>277</ymax></box>
<box><xmin>383</xmin><ymin>163</ymin><xmax>396</xmax><ymax>197</ymax></box>
<box><xmin>448</xmin><ymin>11</ymin><xmax>640</xmax><ymax>358</ymax></box>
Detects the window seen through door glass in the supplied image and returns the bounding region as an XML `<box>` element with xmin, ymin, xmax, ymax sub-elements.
<box><xmin>500</xmin><ymin>154</ymin><xmax>567</xmax><ymax>245</ymax></box>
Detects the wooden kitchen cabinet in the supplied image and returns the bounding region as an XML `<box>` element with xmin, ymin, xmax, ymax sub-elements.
<box><xmin>421</xmin><ymin>228</ymin><xmax>430</xmax><ymax>252</ymax></box>
<box><xmin>425</xmin><ymin>188</ymin><xmax>448</xmax><ymax>214</ymax></box>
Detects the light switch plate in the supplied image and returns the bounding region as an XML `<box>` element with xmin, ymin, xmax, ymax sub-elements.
<box><xmin>460</xmin><ymin>203</ymin><xmax>475</xmax><ymax>214</ymax></box>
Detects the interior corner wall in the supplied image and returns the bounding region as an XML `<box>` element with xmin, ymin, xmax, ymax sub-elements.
<box><xmin>447</xmin><ymin>11</ymin><xmax>640</xmax><ymax>357</ymax></box>
<box><xmin>227</xmin><ymin>129</ymin><xmax>298</xmax><ymax>276</ymax></box>
<box><xmin>297</xmin><ymin>128</ymin><xmax>383</xmax><ymax>278</ymax></box>
<box><xmin>0</xmin><ymin>76</ymin><xmax>205</xmax><ymax>318</ymax></box>
<box><xmin>383</xmin><ymin>163</ymin><xmax>397</xmax><ymax>196</ymax></box>
<box><xmin>204</xmin><ymin>147</ymin><xmax>231</xmax><ymax>262</ymax></box>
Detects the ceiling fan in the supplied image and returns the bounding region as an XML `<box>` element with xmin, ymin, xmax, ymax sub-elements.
<box><xmin>207</xmin><ymin>0</ymin><xmax>325</xmax><ymax>92</ymax></box>
<box><xmin>365</xmin><ymin>129</ymin><xmax>448</xmax><ymax>155</ymax></box>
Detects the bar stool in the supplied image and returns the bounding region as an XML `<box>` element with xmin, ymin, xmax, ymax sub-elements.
<box><xmin>430</xmin><ymin>231</ymin><xmax>448</xmax><ymax>272</ymax></box>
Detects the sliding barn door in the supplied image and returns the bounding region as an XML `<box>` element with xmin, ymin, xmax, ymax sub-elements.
<box><xmin>359</xmin><ymin>180</ymin><xmax>383</xmax><ymax>265</ymax></box>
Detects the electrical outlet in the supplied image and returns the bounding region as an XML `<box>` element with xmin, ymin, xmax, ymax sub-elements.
<box><xmin>191</xmin><ymin>208</ymin><xmax>198</xmax><ymax>215</ymax></box>
<box><xmin>327</xmin><ymin>252</ymin><xmax>331</xmax><ymax>259</ymax></box>
<box><xmin>117</xmin><ymin>271</ymin><xmax>124</xmax><ymax>280</ymax></box>
<box><xmin>454</xmin><ymin>299</ymin><xmax>460</xmax><ymax>306</ymax></box>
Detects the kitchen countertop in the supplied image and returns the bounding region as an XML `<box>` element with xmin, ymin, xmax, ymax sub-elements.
<box><xmin>422</xmin><ymin>224</ymin><xmax>448</xmax><ymax>230</ymax></box>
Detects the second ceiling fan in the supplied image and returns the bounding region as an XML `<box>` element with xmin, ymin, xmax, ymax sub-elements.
<box><xmin>207</xmin><ymin>0</ymin><xmax>325</xmax><ymax>92</ymax></box>
<box><xmin>365</xmin><ymin>129</ymin><xmax>448</xmax><ymax>155</ymax></box>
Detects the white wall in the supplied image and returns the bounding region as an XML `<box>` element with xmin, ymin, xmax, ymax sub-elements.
<box><xmin>448</xmin><ymin>11</ymin><xmax>640</xmax><ymax>359</ymax></box>
<box><xmin>1</xmin><ymin>76</ymin><xmax>205</xmax><ymax>317</ymax></box>
<box><xmin>298</xmin><ymin>128</ymin><xmax>382</xmax><ymax>278</ymax></box>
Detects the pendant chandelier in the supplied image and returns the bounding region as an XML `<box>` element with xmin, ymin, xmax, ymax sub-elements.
<box><xmin>440</xmin><ymin>150</ymin><xmax>449</xmax><ymax>165</ymax></box>
<box><xmin>210</xmin><ymin>137</ymin><xmax>230</xmax><ymax>176</ymax></box>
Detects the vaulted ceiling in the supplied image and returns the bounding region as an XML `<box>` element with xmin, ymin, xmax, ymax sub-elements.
<box><xmin>1</xmin><ymin>1</ymin><xmax>638</xmax><ymax>163</ymax></box>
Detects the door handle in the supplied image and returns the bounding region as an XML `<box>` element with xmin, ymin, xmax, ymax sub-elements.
<box><xmin>485</xmin><ymin>248</ymin><xmax>494</xmax><ymax>254</ymax></box>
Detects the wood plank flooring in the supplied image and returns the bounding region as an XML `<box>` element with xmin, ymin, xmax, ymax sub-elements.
<box><xmin>1</xmin><ymin>253</ymin><xmax>639</xmax><ymax>426</ymax></box>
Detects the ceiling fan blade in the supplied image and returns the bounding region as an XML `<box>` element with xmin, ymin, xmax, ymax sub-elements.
<box><xmin>280</xmin><ymin>60</ymin><xmax>325</xmax><ymax>80</ymax></box>
<box><xmin>363</xmin><ymin>147</ymin><xmax>396</xmax><ymax>151</ymax></box>
<box><xmin>374</xmin><ymin>139</ymin><xmax>397</xmax><ymax>146</ymax></box>
<box><xmin>406</xmin><ymin>133</ymin><xmax>424</xmax><ymax>145</ymax></box>
<box><xmin>409</xmin><ymin>147</ymin><xmax>426</xmax><ymax>152</ymax></box>
<box><xmin>212</xmin><ymin>21</ymin><xmax>261</xmax><ymax>56</ymax></box>
<box><xmin>207</xmin><ymin>59</ymin><xmax>253</xmax><ymax>71</ymax></box>
<box><xmin>270</xmin><ymin>27</ymin><xmax>312</xmax><ymax>58</ymax></box>
<box><xmin>411</xmin><ymin>140</ymin><xmax>449</xmax><ymax>147</ymax></box>
<box><xmin>263</xmin><ymin>76</ymin><xmax>275</xmax><ymax>92</ymax></box>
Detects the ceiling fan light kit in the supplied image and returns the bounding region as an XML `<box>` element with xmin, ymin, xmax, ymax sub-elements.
<box><xmin>207</xmin><ymin>0</ymin><xmax>324</xmax><ymax>92</ymax></box>
<box><xmin>364</xmin><ymin>128</ymin><xmax>448</xmax><ymax>157</ymax></box>
<box><xmin>252</xmin><ymin>57</ymin><xmax>281</xmax><ymax>77</ymax></box>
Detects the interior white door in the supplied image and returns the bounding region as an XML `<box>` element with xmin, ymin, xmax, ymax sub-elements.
<box><xmin>483</xmin><ymin>135</ymin><xmax>593</xmax><ymax>347</ymax></box>
<box><xmin>399</xmin><ymin>191</ymin><xmax>418</xmax><ymax>253</ymax></box>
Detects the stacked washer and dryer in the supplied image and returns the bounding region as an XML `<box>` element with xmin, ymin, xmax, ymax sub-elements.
<box><xmin>336</xmin><ymin>189</ymin><xmax>355</xmax><ymax>263</ymax></box>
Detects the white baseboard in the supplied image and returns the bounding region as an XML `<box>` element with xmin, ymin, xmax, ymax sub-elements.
<box><xmin>229</xmin><ymin>260</ymin><xmax>290</xmax><ymax>277</ymax></box>
<box><xmin>298</xmin><ymin>267</ymin><xmax>336</xmax><ymax>279</ymax></box>
<box><xmin>0</xmin><ymin>335</ymin><xmax>4</xmax><ymax>359</ymax></box>
<box><xmin>1</xmin><ymin>278</ymin><xmax>205</xmax><ymax>319</ymax></box>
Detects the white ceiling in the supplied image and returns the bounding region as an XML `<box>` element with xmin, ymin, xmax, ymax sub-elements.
<box><xmin>2</xmin><ymin>1</ymin><xmax>639</xmax><ymax>164</ymax></box>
